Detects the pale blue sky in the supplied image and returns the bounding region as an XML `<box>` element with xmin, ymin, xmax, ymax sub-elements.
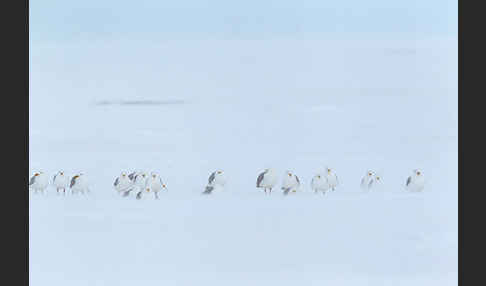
<box><xmin>30</xmin><ymin>0</ymin><xmax>457</xmax><ymax>42</ymax></box>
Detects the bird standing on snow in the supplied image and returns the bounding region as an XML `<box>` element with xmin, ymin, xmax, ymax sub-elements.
<box><xmin>406</xmin><ymin>169</ymin><xmax>425</xmax><ymax>192</ymax></box>
<box><xmin>256</xmin><ymin>168</ymin><xmax>278</xmax><ymax>194</ymax></box>
<box><xmin>360</xmin><ymin>170</ymin><xmax>375</xmax><ymax>191</ymax></box>
<box><xmin>324</xmin><ymin>167</ymin><xmax>339</xmax><ymax>191</ymax></box>
<box><xmin>149</xmin><ymin>172</ymin><xmax>167</xmax><ymax>199</ymax></box>
<box><xmin>202</xmin><ymin>170</ymin><xmax>226</xmax><ymax>195</ymax></box>
<box><xmin>29</xmin><ymin>171</ymin><xmax>49</xmax><ymax>194</ymax></box>
<box><xmin>70</xmin><ymin>173</ymin><xmax>89</xmax><ymax>194</ymax></box>
<box><xmin>114</xmin><ymin>172</ymin><xmax>134</xmax><ymax>197</ymax></box>
<box><xmin>281</xmin><ymin>171</ymin><xmax>300</xmax><ymax>195</ymax></box>
<box><xmin>53</xmin><ymin>171</ymin><xmax>69</xmax><ymax>194</ymax></box>
<box><xmin>311</xmin><ymin>173</ymin><xmax>330</xmax><ymax>195</ymax></box>
<box><xmin>134</xmin><ymin>172</ymin><xmax>149</xmax><ymax>191</ymax></box>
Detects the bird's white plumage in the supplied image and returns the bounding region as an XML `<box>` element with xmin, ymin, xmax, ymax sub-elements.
<box><xmin>324</xmin><ymin>167</ymin><xmax>339</xmax><ymax>191</ymax></box>
<box><xmin>134</xmin><ymin>172</ymin><xmax>149</xmax><ymax>190</ymax></box>
<box><xmin>360</xmin><ymin>170</ymin><xmax>375</xmax><ymax>191</ymax></box>
<box><xmin>256</xmin><ymin>168</ymin><xmax>278</xmax><ymax>193</ymax></box>
<box><xmin>406</xmin><ymin>169</ymin><xmax>425</xmax><ymax>192</ymax></box>
<box><xmin>53</xmin><ymin>171</ymin><xmax>69</xmax><ymax>193</ymax></box>
<box><xmin>149</xmin><ymin>172</ymin><xmax>167</xmax><ymax>199</ymax></box>
<box><xmin>203</xmin><ymin>170</ymin><xmax>227</xmax><ymax>194</ymax></box>
<box><xmin>281</xmin><ymin>171</ymin><xmax>300</xmax><ymax>195</ymax></box>
<box><xmin>29</xmin><ymin>171</ymin><xmax>49</xmax><ymax>193</ymax></box>
<box><xmin>311</xmin><ymin>173</ymin><xmax>330</xmax><ymax>194</ymax></box>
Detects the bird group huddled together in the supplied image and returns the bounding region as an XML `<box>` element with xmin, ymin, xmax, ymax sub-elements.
<box><xmin>28</xmin><ymin>167</ymin><xmax>425</xmax><ymax>197</ymax></box>
<box><xmin>29</xmin><ymin>171</ymin><xmax>90</xmax><ymax>195</ymax></box>
<box><xmin>113</xmin><ymin>171</ymin><xmax>168</xmax><ymax>200</ymax></box>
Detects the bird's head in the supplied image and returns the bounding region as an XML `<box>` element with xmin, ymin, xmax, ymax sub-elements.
<box><xmin>162</xmin><ymin>183</ymin><xmax>167</xmax><ymax>189</ymax></box>
<box><xmin>327</xmin><ymin>168</ymin><xmax>332</xmax><ymax>174</ymax></box>
<box><xmin>146</xmin><ymin>187</ymin><xmax>150</xmax><ymax>193</ymax></box>
<box><xmin>34</xmin><ymin>173</ymin><xmax>39</xmax><ymax>177</ymax></box>
<box><xmin>317</xmin><ymin>175</ymin><xmax>321</xmax><ymax>179</ymax></box>
<box><xmin>217</xmin><ymin>170</ymin><xmax>223</xmax><ymax>175</ymax></box>
<box><xmin>415</xmin><ymin>170</ymin><xmax>422</xmax><ymax>176</ymax></box>
<box><xmin>151</xmin><ymin>173</ymin><xmax>157</xmax><ymax>179</ymax></box>
<box><xmin>59</xmin><ymin>171</ymin><xmax>64</xmax><ymax>176</ymax></box>
<box><xmin>73</xmin><ymin>175</ymin><xmax>79</xmax><ymax>180</ymax></box>
<box><xmin>121</xmin><ymin>172</ymin><xmax>127</xmax><ymax>178</ymax></box>
<box><xmin>142</xmin><ymin>173</ymin><xmax>146</xmax><ymax>178</ymax></box>
<box><xmin>287</xmin><ymin>171</ymin><xmax>292</xmax><ymax>177</ymax></box>
<box><xmin>367</xmin><ymin>171</ymin><xmax>373</xmax><ymax>177</ymax></box>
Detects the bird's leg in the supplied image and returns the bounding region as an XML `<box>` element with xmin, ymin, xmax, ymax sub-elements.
<box><xmin>264</xmin><ymin>188</ymin><xmax>267</xmax><ymax>194</ymax></box>
<box><xmin>155</xmin><ymin>192</ymin><xmax>159</xmax><ymax>200</ymax></box>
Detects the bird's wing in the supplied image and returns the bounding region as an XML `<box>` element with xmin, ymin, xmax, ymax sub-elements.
<box><xmin>29</xmin><ymin>175</ymin><xmax>36</xmax><ymax>186</ymax></box>
<box><xmin>53</xmin><ymin>174</ymin><xmax>57</xmax><ymax>183</ymax></box>
<box><xmin>114</xmin><ymin>177</ymin><xmax>119</xmax><ymax>187</ymax></box>
<box><xmin>203</xmin><ymin>186</ymin><xmax>214</xmax><ymax>194</ymax></box>
<box><xmin>256</xmin><ymin>171</ymin><xmax>266</xmax><ymax>187</ymax></box>
<box><xmin>406</xmin><ymin>176</ymin><xmax>411</xmax><ymax>186</ymax></box>
<box><xmin>208</xmin><ymin>172</ymin><xmax>216</xmax><ymax>185</ymax></box>
<box><xmin>283</xmin><ymin>188</ymin><xmax>290</xmax><ymax>195</ymax></box>
<box><xmin>70</xmin><ymin>176</ymin><xmax>77</xmax><ymax>188</ymax></box>
<box><xmin>295</xmin><ymin>175</ymin><xmax>300</xmax><ymax>185</ymax></box>
<box><xmin>335</xmin><ymin>175</ymin><xmax>339</xmax><ymax>185</ymax></box>
<box><xmin>361</xmin><ymin>177</ymin><xmax>366</xmax><ymax>187</ymax></box>
<box><xmin>368</xmin><ymin>179</ymin><xmax>374</xmax><ymax>188</ymax></box>
<box><xmin>128</xmin><ymin>172</ymin><xmax>136</xmax><ymax>181</ymax></box>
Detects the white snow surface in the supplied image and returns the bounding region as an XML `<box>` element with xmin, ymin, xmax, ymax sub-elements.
<box><xmin>30</xmin><ymin>39</ymin><xmax>457</xmax><ymax>285</ymax></box>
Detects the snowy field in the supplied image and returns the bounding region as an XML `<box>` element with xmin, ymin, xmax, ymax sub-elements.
<box><xmin>29</xmin><ymin>39</ymin><xmax>457</xmax><ymax>285</ymax></box>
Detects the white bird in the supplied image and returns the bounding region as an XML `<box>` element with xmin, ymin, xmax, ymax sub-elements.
<box><xmin>311</xmin><ymin>173</ymin><xmax>330</xmax><ymax>195</ymax></box>
<box><xmin>406</xmin><ymin>169</ymin><xmax>425</xmax><ymax>192</ymax></box>
<box><xmin>114</xmin><ymin>172</ymin><xmax>134</xmax><ymax>197</ymax></box>
<box><xmin>202</xmin><ymin>170</ymin><xmax>226</xmax><ymax>195</ymax></box>
<box><xmin>281</xmin><ymin>171</ymin><xmax>300</xmax><ymax>195</ymax></box>
<box><xmin>136</xmin><ymin>187</ymin><xmax>151</xmax><ymax>200</ymax></box>
<box><xmin>324</xmin><ymin>167</ymin><xmax>339</xmax><ymax>191</ymax></box>
<box><xmin>256</xmin><ymin>168</ymin><xmax>278</xmax><ymax>194</ymax></box>
<box><xmin>53</xmin><ymin>171</ymin><xmax>69</xmax><ymax>195</ymax></box>
<box><xmin>149</xmin><ymin>172</ymin><xmax>167</xmax><ymax>199</ymax></box>
<box><xmin>360</xmin><ymin>170</ymin><xmax>375</xmax><ymax>191</ymax></box>
<box><xmin>29</xmin><ymin>171</ymin><xmax>49</xmax><ymax>194</ymax></box>
<box><xmin>134</xmin><ymin>172</ymin><xmax>149</xmax><ymax>191</ymax></box>
<box><xmin>70</xmin><ymin>173</ymin><xmax>89</xmax><ymax>194</ymax></box>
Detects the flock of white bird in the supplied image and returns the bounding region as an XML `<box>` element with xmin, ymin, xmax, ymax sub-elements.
<box><xmin>28</xmin><ymin>168</ymin><xmax>425</xmax><ymax>198</ymax></box>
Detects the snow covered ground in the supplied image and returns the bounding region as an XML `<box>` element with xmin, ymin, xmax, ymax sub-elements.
<box><xmin>29</xmin><ymin>38</ymin><xmax>457</xmax><ymax>285</ymax></box>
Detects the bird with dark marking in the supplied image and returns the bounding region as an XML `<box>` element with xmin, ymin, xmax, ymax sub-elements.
<box><xmin>202</xmin><ymin>170</ymin><xmax>226</xmax><ymax>195</ymax></box>
<box><xmin>70</xmin><ymin>173</ymin><xmax>89</xmax><ymax>194</ymax></box>
<box><xmin>406</xmin><ymin>169</ymin><xmax>425</xmax><ymax>192</ymax></box>
<box><xmin>256</xmin><ymin>168</ymin><xmax>278</xmax><ymax>194</ymax></box>
<box><xmin>114</xmin><ymin>172</ymin><xmax>134</xmax><ymax>196</ymax></box>
<box><xmin>281</xmin><ymin>171</ymin><xmax>300</xmax><ymax>195</ymax></box>
<box><xmin>29</xmin><ymin>171</ymin><xmax>49</xmax><ymax>194</ymax></box>
<box><xmin>360</xmin><ymin>170</ymin><xmax>375</xmax><ymax>191</ymax></box>
<box><xmin>53</xmin><ymin>171</ymin><xmax>69</xmax><ymax>195</ymax></box>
